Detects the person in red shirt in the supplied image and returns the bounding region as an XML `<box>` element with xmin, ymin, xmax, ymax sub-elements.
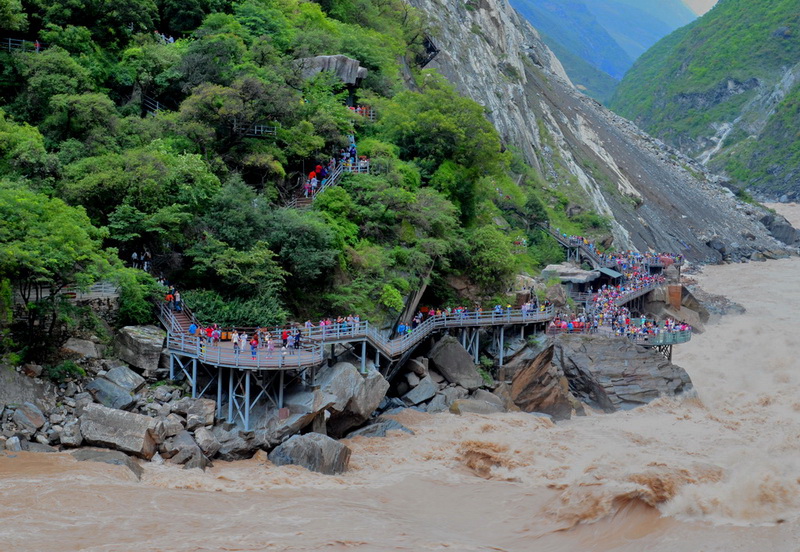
<box><xmin>281</xmin><ymin>329</ymin><xmax>289</xmax><ymax>347</ymax></box>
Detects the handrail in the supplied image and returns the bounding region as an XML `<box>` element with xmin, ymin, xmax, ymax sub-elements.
<box><xmin>161</xmin><ymin>305</ymin><xmax>557</xmax><ymax>370</ymax></box>
<box><xmin>2</xmin><ymin>38</ymin><xmax>45</xmax><ymax>52</ymax></box>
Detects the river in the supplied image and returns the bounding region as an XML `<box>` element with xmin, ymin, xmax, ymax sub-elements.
<box><xmin>1</xmin><ymin>205</ymin><xmax>799</xmax><ymax>552</ymax></box>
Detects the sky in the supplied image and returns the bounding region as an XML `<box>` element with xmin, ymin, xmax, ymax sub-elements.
<box><xmin>683</xmin><ymin>0</ymin><xmax>718</xmax><ymax>15</ymax></box>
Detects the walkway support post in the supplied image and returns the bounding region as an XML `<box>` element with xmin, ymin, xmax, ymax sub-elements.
<box><xmin>191</xmin><ymin>358</ymin><xmax>197</xmax><ymax>398</ymax></box>
<box><xmin>244</xmin><ymin>371</ymin><xmax>251</xmax><ymax>431</ymax></box>
<box><xmin>216</xmin><ymin>366</ymin><xmax>223</xmax><ymax>419</ymax></box>
<box><xmin>278</xmin><ymin>370</ymin><xmax>284</xmax><ymax>408</ymax></box>
<box><xmin>499</xmin><ymin>326</ymin><xmax>505</xmax><ymax>367</ymax></box>
<box><xmin>361</xmin><ymin>340</ymin><xmax>367</xmax><ymax>374</ymax></box>
<box><xmin>228</xmin><ymin>368</ymin><xmax>234</xmax><ymax>422</ymax></box>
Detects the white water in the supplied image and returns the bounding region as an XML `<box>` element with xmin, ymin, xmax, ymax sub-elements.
<box><xmin>1</xmin><ymin>205</ymin><xmax>798</xmax><ymax>552</ymax></box>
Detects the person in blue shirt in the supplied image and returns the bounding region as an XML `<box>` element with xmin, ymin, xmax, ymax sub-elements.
<box><xmin>188</xmin><ymin>323</ymin><xmax>197</xmax><ymax>335</ymax></box>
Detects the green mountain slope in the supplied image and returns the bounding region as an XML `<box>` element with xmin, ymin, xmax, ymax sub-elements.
<box><xmin>610</xmin><ymin>0</ymin><xmax>800</xmax><ymax>196</ymax></box>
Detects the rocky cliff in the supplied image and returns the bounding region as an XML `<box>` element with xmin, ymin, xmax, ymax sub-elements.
<box><xmin>408</xmin><ymin>0</ymin><xmax>794</xmax><ymax>261</ymax></box>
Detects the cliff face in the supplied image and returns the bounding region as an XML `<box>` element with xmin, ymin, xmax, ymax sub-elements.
<box><xmin>408</xmin><ymin>0</ymin><xmax>793</xmax><ymax>261</ymax></box>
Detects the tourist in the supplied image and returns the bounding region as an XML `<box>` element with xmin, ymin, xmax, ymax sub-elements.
<box><xmin>232</xmin><ymin>329</ymin><xmax>240</xmax><ymax>354</ymax></box>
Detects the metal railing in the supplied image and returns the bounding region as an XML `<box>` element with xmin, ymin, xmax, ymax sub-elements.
<box><xmin>627</xmin><ymin>330</ymin><xmax>692</xmax><ymax>346</ymax></box>
<box><xmin>2</xmin><ymin>38</ymin><xmax>45</xmax><ymax>53</ymax></box>
<box><xmin>159</xmin><ymin>302</ymin><xmax>556</xmax><ymax>371</ymax></box>
<box><xmin>287</xmin><ymin>163</ymin><xmax>344</xmax><ymax>208</ymax></box>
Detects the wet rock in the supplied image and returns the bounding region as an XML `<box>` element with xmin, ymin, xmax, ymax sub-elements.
<box><xmin>163</xmin><ymin>430</ymin><xmax>210</xmax><ymax>470</ymax></box>
<box><xmin>211</xmin><ymin>426</ymin><xmax>254</xmax><ymax>461</ymax></box>
<box><xmin>193</xmin><ymin>427</ymin><xmax>221</xmax><ymax>457</ymax></box>
<box><xmin>449</xmin><ymin>399</ymin><xmax>505</xmax><ymax>415</ymax></box>
<box><xmin>71</xmin><ymin>448</ymin><xmax>143</xmax><ymax>480</ymax></box>
<box><xmin>85</xmin><ymin>378</ymin><xmax>135</xmax><ymax>410</ymax></box>
<box><xmin>511</xmin><ymin>346</ymin><xmax>579</xmax><ymax>421</ymax></box>
<box><xmin>12</xmin><ymin>402</ymin><xmax>46</xmax><ymax>433</ymax></box>
<box><xmin>406</xmin><ymin>372</ymin><xmax>420</xmax><ymax>388</ymax></box>
<box><xmin>114</xmin><ymin>326</ymin><xmax>166</xmax><ymax>379</ymax></box>
<box><xmin>554</xmin><ymin>335</ymin><xmax>693</xmax><ymax>411</ymax></box>
<box><xmin>471</xmin><ymin>389</ymin><xmax>505</xmax><ymax>409</ymax></box>
<box><xmin>316</xmin><ymin>363</ymin><xmax>389</xmax><ymax>438</ymax></box>
<box><xmin>402</xmin><ymin>375</ymin><xmax>438</xmax><ymax>405</ymax></box>
<box><xmin>19</xmin><ymin>440</ymin><xmax>57</xmax><ymax>453</ymax></box>
<box><xmin>5</xmin><ymin>435</ymin><xmax>21</xmax><ymax>452</ymax></box>
<box><xmin>428</xmin><ymin>336</ymin><xmax>484</xmax><ymax>390</ymax></box>
<box><xmin>103</xmin><ymin>365</ymin><xmax>146</xmax><ymax>394</ymax></box>
<box><xmin>159</xmin><ymin>413</ymin><xmax>185</xmax><ymax>438</ymax></box>
<box><xmin>268</xmin><ymin>433</ymin><xmax>351</xmax><ymax>475</ymax></box>
<box><xmin>62</xmin><ymin>338</ymin><xmax>100</xmax><ymax>360</ymax></box>
<box><xmin>79</xmin><ymin>403</ymin><xmax>158</xmax><ymax>460</ymax></box>
<box><xmin>346</xmin><ymin>419</ymin><xmax>414</xmax><ymax>438</ymax></box>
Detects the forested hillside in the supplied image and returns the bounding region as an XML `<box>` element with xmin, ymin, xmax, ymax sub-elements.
<box><xmin>509</xmin><ymin>0</ymin><xmax>696</xmax><ymax>102</ymax></box>
<box><xmin>0</xmin><ymin>0</ymin><xmax>604</xmax><ymax>358</ymax></box>
<box><xmin>610</xmin><ymin>0</ymin><xmax>800</xmax><ymax>197</ymax></box>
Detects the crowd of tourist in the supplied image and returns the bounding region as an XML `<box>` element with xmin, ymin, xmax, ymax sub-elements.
<box><xmin>302</xmin><ymin>136</ymin><xmax>369</xmax><ymax>198</ymax></box>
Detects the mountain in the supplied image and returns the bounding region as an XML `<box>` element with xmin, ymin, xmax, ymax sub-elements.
<box><xmin>410</xmin><ymin>0</ymin><xmax>791</xmax><ymax>261</ymax></box>
<box><xmin>609</xmin><ymin>0</ymin><xmax>800</xmax><ymax>199</ymax></box>
<box><xmin>509</xmin><ymin>0</ymin><xmax>697</xmax><ymax>102</ymax></box>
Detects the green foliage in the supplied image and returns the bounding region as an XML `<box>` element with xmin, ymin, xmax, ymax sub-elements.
<box><xmin>115</xmin><ymin>268</ymin><xmax>160</xmax><ymax>325</ymax></box>
<box><xmin>610</xmin><ymin>0</ymin><xmax>800</xmax><ymax>194</ymax></box>
<box><xmin>182</xmin><ymin>288</ymin><xmax>287</xmax><ymax>327</ymax></box>
<box><xmin>464</xmin><ymin>226</ymin><xmax>516</xmax><ymax>293</ymax></box>
<box><xmin>44</xmin><ymin>360</ymin><xmax>86</xmax><ymax>382</ymax></box>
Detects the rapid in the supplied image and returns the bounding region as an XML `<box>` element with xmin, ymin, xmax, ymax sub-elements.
<box><xmin>1</xmin><ymin>205</ymin><xmax>799</xmax><ymax>552</ymax></box>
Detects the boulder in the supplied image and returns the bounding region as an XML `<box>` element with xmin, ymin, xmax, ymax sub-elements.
<box><xmin>21</xmin><ymin>364</ymin><xmax>43</xmax><ymax>378</ymax></box>
<box><xmin>60</xmin><ymin>421</ymin><xmax>83</xmax><ymax>447</ymax></box>
<box><xmin>405</xmin><ymin>372</ymin><xmax>420</xmax><ymax>388</ymax></box>
<box><xmin>71</xmin><ymin>449</ymin><xmax>143</xmax><ymax>480</ymax></box>
<box><xmin>5</xmin><ymin>436</ymin><xmax>21</xmax><ymax>452</ymax></box>
<box><xmin>554</xmin><ymin>335</ymin><xmax>693</xmax><ymax>412</ymax></box>
<box><xmin>0</xmin><ymin>368</ymin><xmax>58</xmax><ymax>413</ymax></box>
<box><xmin>297</xmin><ymin>54</ymin><xmax>368</xmax><ymax>84</ymax></box>
<box><xmin>268</xmin><ymin>433</ymin><xmax>351</xmax><ymax>475</ymax></box>
<box><xmin>170</xmin><ymin>397</ymin><xmax>216</xmax><ymax>427</ymax></box>
<box><xmin>402</xmin><ymin>375</ymin><xmax>438</xmax><ymax>405</ymax></box>
<box><xmin>193</xmin><ymin>427</ymin><xmax>221</xmax><ymax>457</ymax></box>
<box><xmin>104</xmin><ymin>365</ymin><xmax>146</xmax><ymax>394</ymax></box>
<box><xmin>79</xmin><ymin>403</ymin><xmax>158</xmax><ymax>459</ymax></box>
<box><xmin>346</xmin><ymin>419</ymin><xmax>414</xmax><ymax>438</ymax></box>
<box><xmin>471</xmin><ymin>389</ymin><xmax>505</xmax><ymax>410</ymax></box>
<box><xmin>19</xmin><ymin>440</ymin><xmax>57</xmax><ymax>453</ymax></box>
<box><xmin>85</xmin><ymin>378</ymin><xmax>135</xmax><ymax>410</ymax></box>
<box><xmin>114</xmin><ymin>326</ymin><xmax>166</xmax><ymax>378</ymax></box>
<box><xmin>407</xmin><ymin>357</ymin><xmax>428</xmax><ymax>378</ymax></box>
<box><xmin>163</xmin><ymin>430</ymin><xmax>210</xmax><ymax>470</ymax></box>
<box><xmin>428</xmin><ymin>336</ymin><xmax>484</xmax><ymax>390</ymax></box>
<box><xmin>760</xmin><ymin>213</ymin><xmax>799</xmax><ymax>245</ymax></box>
<box><xmin>316</xmin><ymin>363</ymin><xmax>389</xmax><ymax>438</ymax></box>
<box><xmin>62</xmin><ymin>338</ymin><xmax>100</xmax><ymax>359</ymax></box>
<box><xmin>159</xmin><ymin>414</ymin><xmax>185</xmax><ymax>438</ymax></box>
<box><xmin>449</xmin><ymin>399</ymin><xmax>505</xmax><ymax>415</ymax></box>
<box><xmin>511</xmin><ymin>346</ymin><xmax>579</xmax><ymax>421</ymax></box>
<box><xmin>211</xmin><ymin>425</ymin><xmax>255</xmax><ymax>461</ymax></box>
<box><xmin>12</xmin><ymin>402</ymin><xmax>46</xmax><ymax>433</ymax></box>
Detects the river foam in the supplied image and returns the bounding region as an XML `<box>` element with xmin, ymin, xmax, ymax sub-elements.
<box><xmin>1</xmin><ymin>205</ymin><xmax>799</xmax><ymax>551</ymax></box>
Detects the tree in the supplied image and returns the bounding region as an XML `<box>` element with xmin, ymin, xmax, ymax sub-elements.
<box><xmin>0</xmin><ymin>181</ymin><xmax>115</xmax><ymax>351</ymax></box>
<box><xmin>0</xmin><ymin>0</ymin><xmax>27</xmax><ymax>31</ymax></box>
<box><xmin>465</xmin><ymin>226</ymin><xmax>516</xmax><ymax>293</ymax></box>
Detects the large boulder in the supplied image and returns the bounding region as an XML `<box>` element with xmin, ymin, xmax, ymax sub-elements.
<box><xmin>193</xmin><ymin>427</ymin><xmax>221</xmax><ymax>457</ymax></box>
<box><xmin>297</xmin><ymin>54</ymin><xmax>368</xmax><ymax>84</ymax></box>
<box><xmin>103</xmin><ymin>365</ymin><xmax>146</xmax><ymax>394</ymax></box>
<box><xmin>62</xmin><ymin>338</ymin><xmax>100</xmax><ymax>360</ymax></box>
<box><xmin>85</xmin><ymin>378</ymin><xmax>135</xmax><ymax>410</ymax></box>
<box><xmin>163</xmin><ymin>430</ymin><xmax>210</xmax><ymax>470</ymax></box>
<box><xmin>316</xmin><ymin>363</ymin><xmax>389</xmax><ymax>438</ymax></box>
<box><xmin>170</xmin><ymin>397</ymin><xmax>216</xmax><ymax>428</ymax></box>
<box><xmin>60</xmin><ymin>420</ymin><xmax>83</xmax><ymax>447</ymax></box>
<box><xmin>211</xmin><ymin>425</ymin><xmax>255</xmax><ymax>461</ymax></box>
<box><xmin>79</xmin><ymin>403</ymin><xmax>158</xmax><ymax>459</ymax></box>
<box><xmin>12</xmin><ymin>402</ymin><xmax>46</xmax><ymax>433</ymax></box>
<box><xmin>0</xmin><ymin>368</ymin><xmax>58</xmax><ymax>413</ymax></box>
<box><xmin>113</xmin><ymin>326</ymin><xmax>166</xmax><ymax>378</ymax></box>
<box><xmin>428</xmin><ymin>336</ymin><xmax>484</xmax><ymax>390</ymax></box>
<box><xmin>553</xmin><ymin>335</ymin><xmax>693</xmax><ymax>412</ymax></box>
<box><xmin>71</xmin><ymin>449</ymin><xmax>143</xmax><ymax>480</ymax></box>
<box><xmin>268</xmin><ymin>433</ymin><xmax>351</xmax><ymax>475</ymax></box>
<box><xmin>402</xmin><ymin>375</ymin><xmax>438</xmax><ymax>405</ymax></box>
<box><xmin>511</xmin><ymin>346</ymin><xmax>580</xmax><ymax>421</ymax></box>
<box><xmin>760</xmin><ymin>213</ymin><xmax>799</xmax><ymax>245</ymax></box>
